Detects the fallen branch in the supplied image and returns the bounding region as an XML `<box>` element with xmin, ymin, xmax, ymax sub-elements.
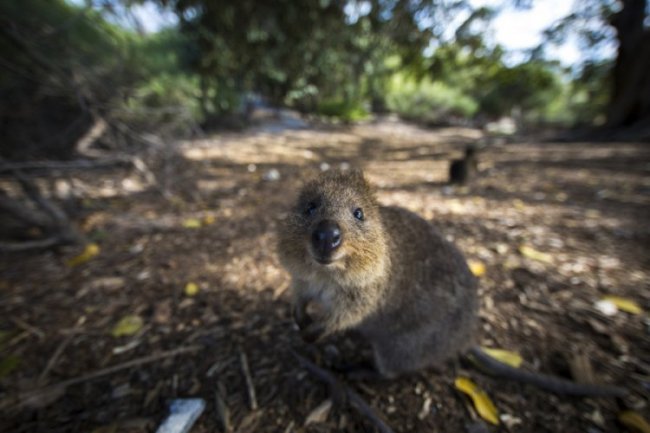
<box><xmin>1</xmin><ymin>345</ymin><xmax>201</xmax><ymax>411</ymax></box>
<box><xmin>0</xmin><ymin>194</ymin><xmax>52</xmax><ymax>228</ymax></box>
<box><xmin>75</xmin><ymin>117</ymin><xmax>108</xmax><ymax>158</ymax></box>
<box><xmin>239</xmin><ymin>350</ymin><xmax>258</xmax><ymax>411</ymax></box>
<box><xmin>0</xmin><ymin>170</ymin><xmax>84</xmax><ymax>252</ymax></box>
<box><xmin>292</xmin><ymin>352</ymin><xmax>395</xmax><ymax>433</ymax></box>
<box><xmin>39</xmin><ymin>335</ymin><xmax>74</xmax><ymax>385</ymax></box>
<box><xmin>0</xmin><ymin>158</ymin><xmax>132</xmax><ymax>174</ymax></box>
<box><xmin>0</xmin><ymin>237</ymin><xmax>64</xmax><ymax>253</ymax></box>
<box><xmin>14</xmin><ymin>170</ymin><xmax>69</xmax><ymax>227</ymax></box>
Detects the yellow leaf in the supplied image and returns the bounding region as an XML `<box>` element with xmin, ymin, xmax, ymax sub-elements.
<box><xmin>66</xmin><ymin>243</ymin><xmax>100</xmax><ymax>267</ymax></box>
<box><xmin>111</xmin><ymin>315</ymin><xmax>143</xmax><ymax>337</ymax></box>
<box><xmin>512</xmin><ymin>199</ymin><xmax>526</xmax><ymax>210</ymax></box>
<box><xmin>203</xmin><ymin>215</ymin><xmax>216</xmax><ymax>225</ymax></box>
<box><xmin>619</xmin><ymin>411</ymin><xmax>650</xmax><ymax>433</ymax></box>
<box><xmin>602</xmin><ymin>296</ymin><xmax>643</xmax><ymax>315</ymax></box>
<box><xmin>468</xmin><ymin>260</ymin><xmax>486</xmax><ymax>277</ymax></box>
<box><xmin>184</xmin><ymin>282</ymin><xmax>199</xmax><ymax>296</ymax></box>
<box><xmin>455</xmin><ymin>376</ymin><xmax>499</xmax><ymax>425</ymax></box>
<box><xmin>480</xmin><ymin>347</ymin><xmax>523</xmax><ymax>368</ymax></box>
<box><xmin>182</xmin><ymin>218</ymin><xmax>202</xmax><ymax>229</ymax></box>
<box><xmin>518</xmin><ymin>245</ymin><xmax>553</xmax><ymax>264</ymax></box>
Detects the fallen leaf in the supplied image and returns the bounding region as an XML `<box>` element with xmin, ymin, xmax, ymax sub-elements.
<box><xmin>203</xmin><ymin>215</ymin><xmax>216</xmax><ymax>225</ymax></box>
<box><xmin>455</xmin><ymin>377</ymin><xmax>499</xmax><ymax>425</ymax></box>
<box><xmin>184</xmin><ymin>282</ymin><xmax>199</xmax><ymax>297</ymax></box>
<box><xmin>601</xmin><ymin>296</ymin><xmax>643</xmax><ymax>315</ymax></box>
<box><xmin>0</xmin><ymin>355</ymin><xmax>20</xmax><ymax>379</ymax></box>
<box><xmin>468</xmin><ymin>260</ymin><xmax>486</xmax><ymax>277</ymax></box>
<box><xmin>619</xmin><ymin>410</ymin><xmax>650</xmax><ymax>433</ymax></box>
<box><xmin>512</xmin><ymin>199</ymin><xmax>526</xmax><ymax>210</ymax></box>
<box><xmin>66</xmin><ymin>243</ymin><xmax>100</xmax><ymax>267</ymax></box>
<box><xmin>305</xmin><ymin>399</ymin><xmax>332</xmax><ymax>425</ymax></box>
<box><xmin>111</xmin><ymin>315</ymin><xmax>143</xmax><ymax>337</ymax></box>
<box><xmin>518</xmin><ymin>245</ymin><xmax>553</xmax><ymax>264</ymax></box>
<box><xmin>480</xmin><ymin>348</ymin><xmax>523</xmax><ymax>368</ymax></box>
<box><xmin>182</xmin><ymin>218</ymin><xmax>202</xmax><ymax>229</ymax></box>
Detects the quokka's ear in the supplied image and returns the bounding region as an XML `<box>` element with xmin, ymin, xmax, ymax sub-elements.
<box><xmin>347</xmin><ymin>168</ymin><xmax>379</xmax><ymax>199</ymax></box>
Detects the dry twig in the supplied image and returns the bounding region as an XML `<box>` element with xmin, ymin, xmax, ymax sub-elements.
<box><xmin>0</xmin><ymin>345</ymin><xmax>201</xmax><ymax>411</ymax></box>
<box><xmin>239</xmin><ymin>350</ymin><xmax>258</xmax><ymax>411</ymax></box>
<box><xmin>0</xmin><ymin>158</ymin><xmax>132</xmax><ymax>174</ymax></box>
<box><xmin>215</xmin><ymin>380</ymin><xmax>232</xmax><ymax>433</ymax></box>
<box><xmin>292</xmin><ymin>352</ymin><xmax>395</xmax><ymax>433</ymax></box>
<box><xmin>38</xmin><ymin>335</ymin><xmax>74</xmax><ymax>384</ymax></box>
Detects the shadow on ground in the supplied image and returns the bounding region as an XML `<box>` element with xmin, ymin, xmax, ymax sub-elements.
<box><xmin>1</xmin><ymin>119</ymin><xmax>648</xmax><ymax>432</ymax></box>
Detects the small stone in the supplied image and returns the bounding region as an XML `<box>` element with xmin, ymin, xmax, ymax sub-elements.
<box><xmin>263</xmin><ymin>169</ymin><xmax>280</xmax><ymax>181</ymax></box>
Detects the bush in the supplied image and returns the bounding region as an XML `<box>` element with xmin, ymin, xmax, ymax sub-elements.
<box><xmin>385</xmin><ymin>74</ymin><xmax>478</xmax><ymax>124</ymax></box>
<box><xmin>317</xmin><ymin>99</ymin><xmax>370</xmax><ymax>122</ymax></box>
<box><xmin>118</xmin><ymin>74</ymin><xmax>203</xmax><ymax>135</ymax></box>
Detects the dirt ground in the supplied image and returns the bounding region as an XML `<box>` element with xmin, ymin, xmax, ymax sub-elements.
<box><xmin>1</xmin><ymin>117</ymin><xmax>649</xmax><ymax>433</ymax></box>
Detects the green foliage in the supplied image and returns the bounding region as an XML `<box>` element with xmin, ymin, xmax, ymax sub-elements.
<box><xmin>120</xmin><ymin>74</ymin><xmax>203</xmax><ymax>132</ymax></box>
<box><xmin>566</xmin><ymin>60</ymin><xmax>612</xmax><ymax>125</ymax></box>
<box><xmin>478</xmin><ymin>61</ymin><xmax>563</xmax><ymax>118</ymax></box>
<box><xmin>386</xmin><ymin>73</ymin><xmax>478</xmax><ymax>123</ymax></box>
<box><xmin>0</xmin><ymin>0</ymin><xmax>144</xmax><ymax>158</ymax></box>
<box><xmin>1</xmin><ymin>0</ymin><xmax>624</xmax><ymax>156</ymax></box>
<box><xmin>317</xmin><ymin>99</ymin><xmax>370</xmax><ymax>122</ymax></box>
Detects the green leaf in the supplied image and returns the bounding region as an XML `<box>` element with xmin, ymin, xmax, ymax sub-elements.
<box><xmin>111</xmin><ymin>315</ymin><xmax>144</xmax><ymax>338</ymax></box>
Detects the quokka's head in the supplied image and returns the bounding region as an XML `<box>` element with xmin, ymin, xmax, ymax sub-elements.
<box><xmin>277</xmin><ymin>169</ymin><xmax>388</xmax><ymax>285</ymax></box>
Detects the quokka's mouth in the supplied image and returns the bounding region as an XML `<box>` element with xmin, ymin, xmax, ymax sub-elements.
<box><xmin>308</xmin><ymin>247</ymin><xmax>344</xmax><ymax>266</ymax></box>
<box><xmin>314</xmin><ymin>257</ymin><xmax>334</xmax><ymax>265</ymax></box>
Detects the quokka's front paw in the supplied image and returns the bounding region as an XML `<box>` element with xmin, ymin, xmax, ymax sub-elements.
<box><xmin>292</xmin><ymin>303</ymin><xmax>314</xmax><ymax>331</ymax></box>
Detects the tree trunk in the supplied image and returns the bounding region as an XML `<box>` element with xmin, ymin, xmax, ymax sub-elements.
<box><xmin>607</xmin><ymin>0</ymin><xmax>650</xmax><ymax>127</ymax></box>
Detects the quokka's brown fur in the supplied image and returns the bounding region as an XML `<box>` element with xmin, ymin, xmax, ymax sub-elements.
<box><xmin>277</xmin><ymin>169</ymin><xmax>477</xmax><ymax>378</ymax></box>
<box><xmin>277</xmin><ymin>170</ymin><xmax>628</xmax><ymax>398</ymax></box>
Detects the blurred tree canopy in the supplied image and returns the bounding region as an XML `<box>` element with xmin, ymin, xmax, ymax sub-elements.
<box><xmin>540</xmin><ymin>0</ymin><xmax>650</xmax><ymax>127</ymax></box>
<box><xmin>1</xmin><ymin>0</ymin><xmax>647</xmax><ymax>159</ymax></box>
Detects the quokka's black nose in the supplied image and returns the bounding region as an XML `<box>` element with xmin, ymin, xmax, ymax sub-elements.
<box><xmin>311</xmin><ymin>220</ymin><xmax>342</xmax><ymax>255</ymax></box>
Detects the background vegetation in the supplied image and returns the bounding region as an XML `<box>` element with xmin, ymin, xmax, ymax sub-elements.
<box><xmin>1</xmin><ymin>0</ymin><xmax>648</xmax><ymax>159</ymax></box>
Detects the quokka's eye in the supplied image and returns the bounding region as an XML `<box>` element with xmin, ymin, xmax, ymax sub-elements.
<box><xmin>353</xmin><ymin>208</ymin><xmax>364</xmax><ymax>221</ymax></box>
<box><xmin>305</xmin><ymin>202</ymin><xmax>318</xmax><ymax>216</ymax></box>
